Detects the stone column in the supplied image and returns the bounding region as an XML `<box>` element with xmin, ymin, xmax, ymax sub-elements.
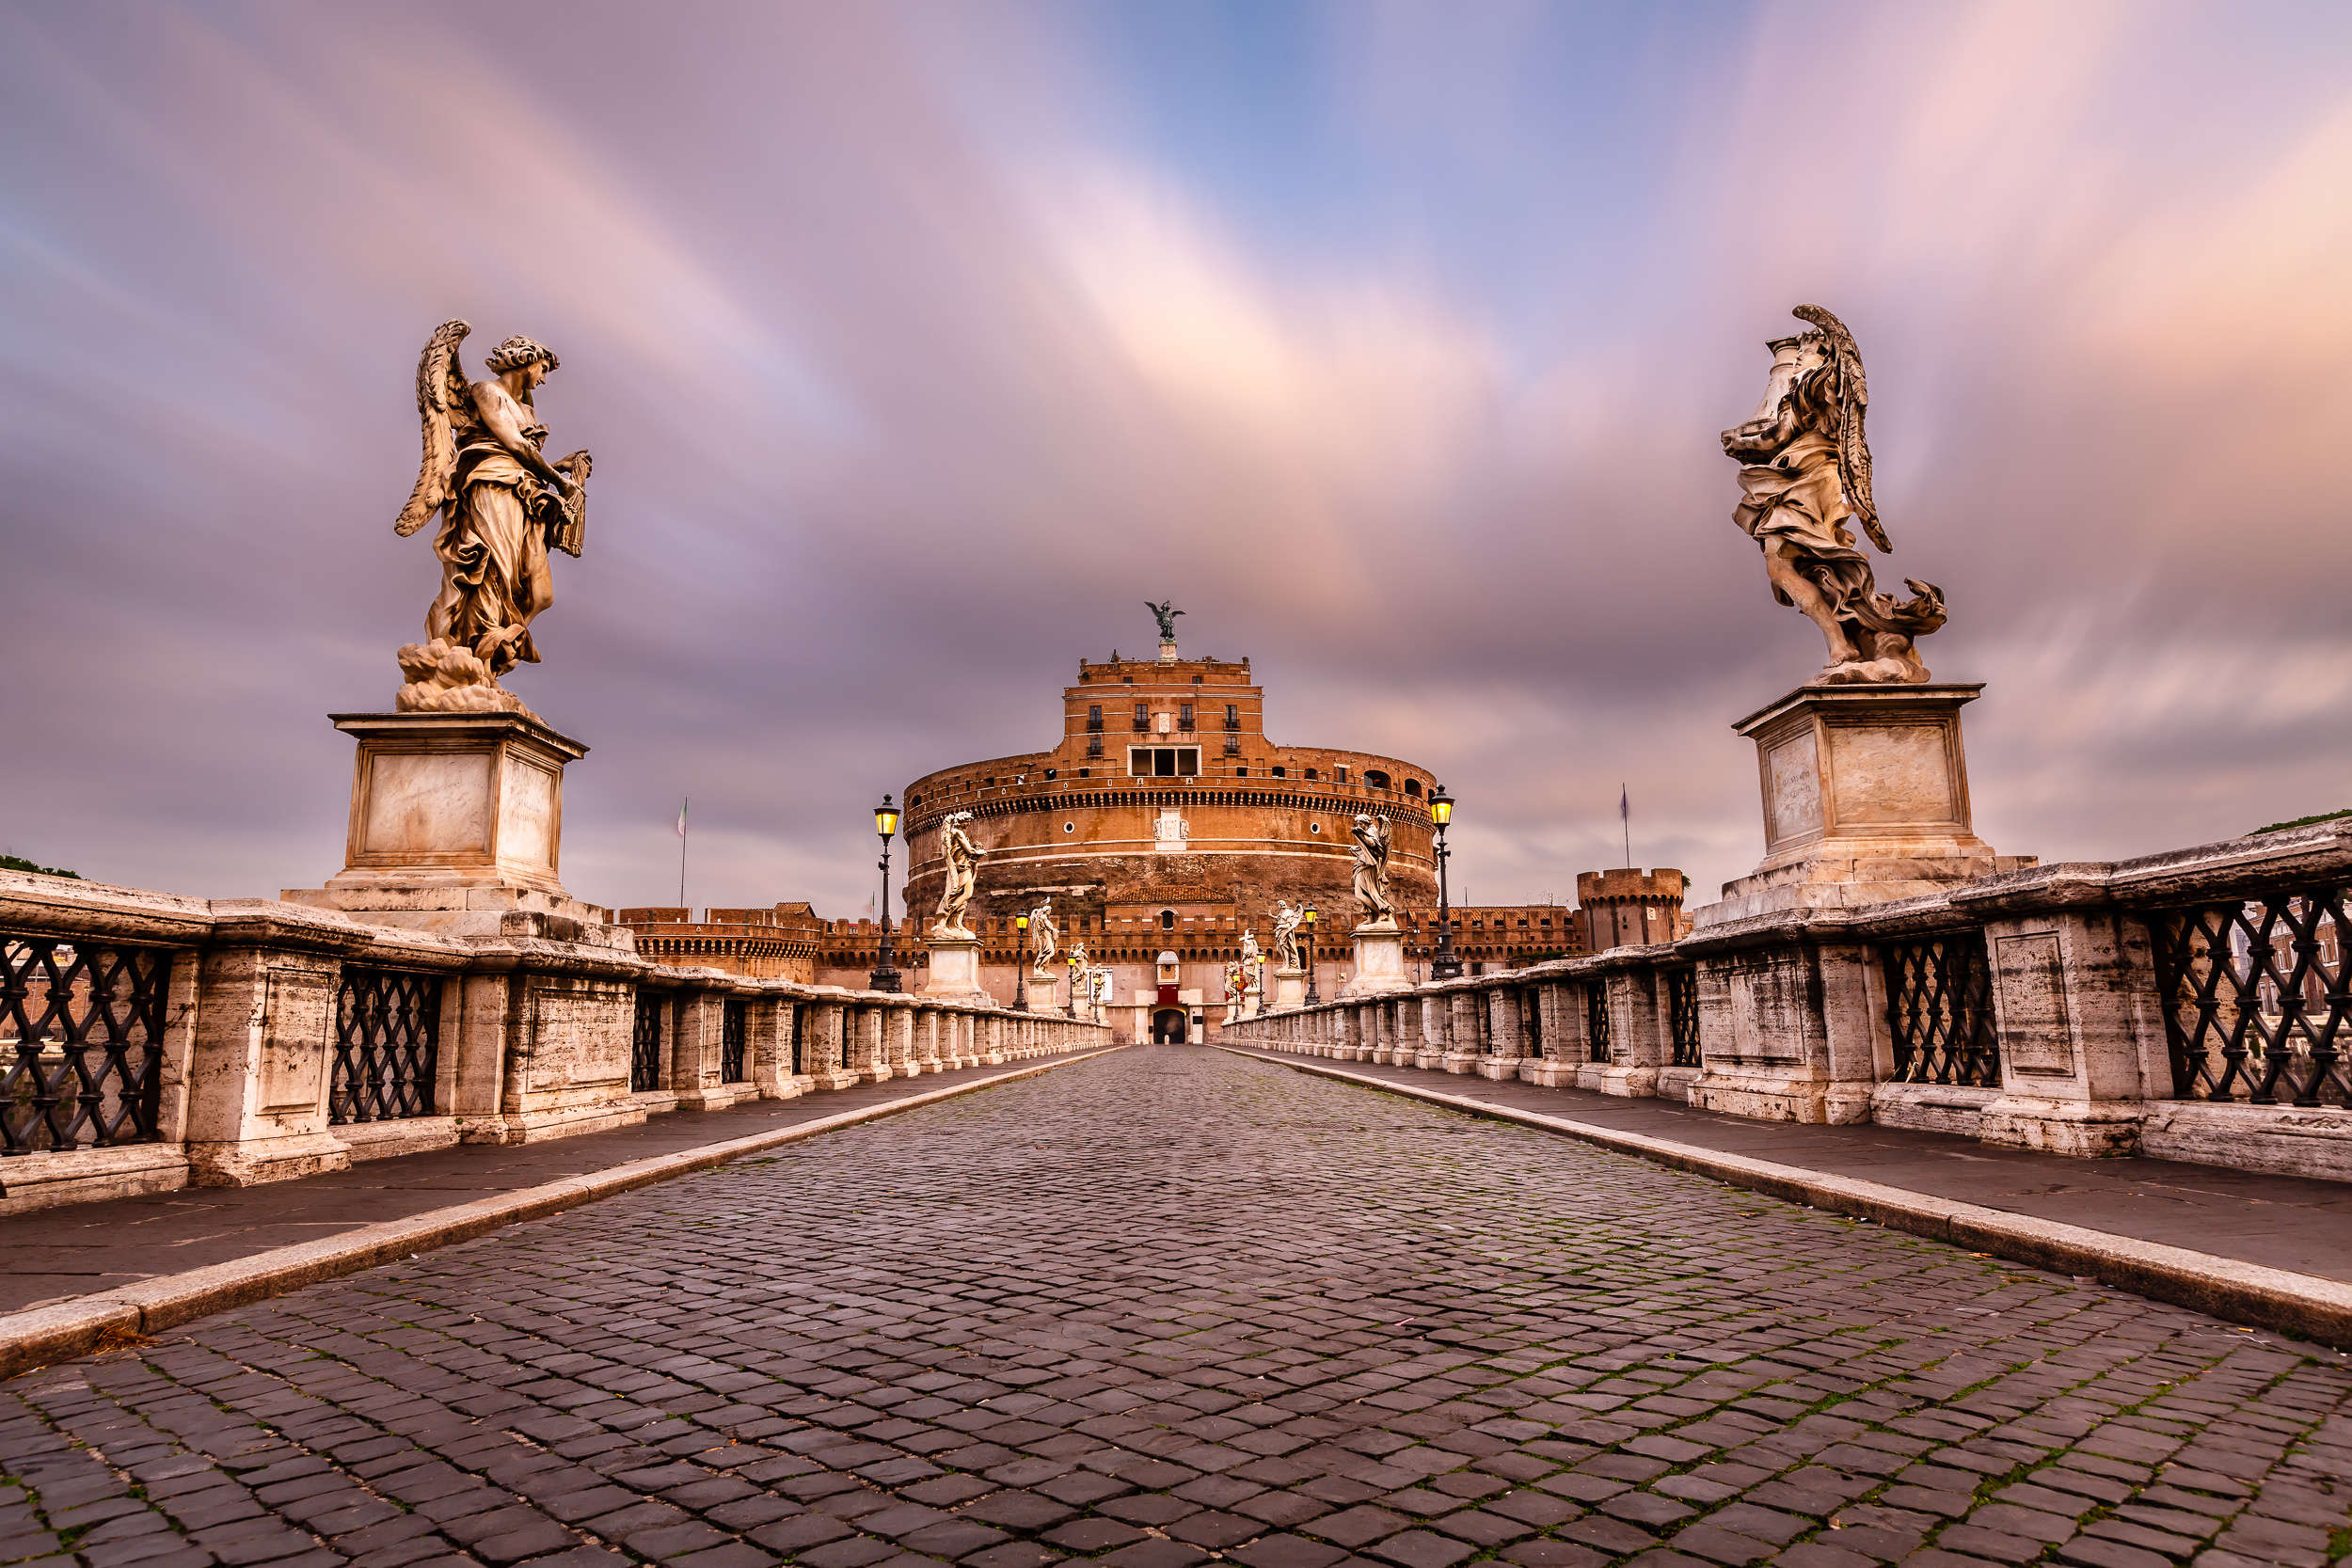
<box><xmin>1477</xmin><ymin>988</ymin><xmax>1526</xmax><ymax>1081</ymax></box>
<box><xmin>884</xmin><ymin>1000</ymin><xmax>917</xmax><ymax>1076</ymax></box>
<box><xmin>1413</xmin><ymin>993</ymin><xmax>1445</xmax><ymax>1070</ymax></box>
<box><xmin>1598</xmin><ymin>968</ymin><xmax>1664</xmax><ymax>1099</ymax></box>
<box><xmin>671</xmin><ymin>984</ymin><xmax>733</xmax><ymax>1110</ymax></box>
<box><xmin>1522</xmin><ymin>980</ymin><xmax>1582</xmax><ymax>1088</ymax></box>
<box><xmin>181</xmin><ymin>925</ymin><xmax>364</xmax><ymax>1187</ymax></box>
<box><xmin>807</xmin><ymin>995</ymin><xmax>855</xmax><ymax>1089</ymax></box>
<box><xmin>1443</xmin><ymin>990</ymin><xmax>1482</xmax><ymax>1074</ymax></box>
<box><xmin>750</xmin><ymin>990</ymin><xmax>802</xmax><ymax>1101</ymax></box>
<box><xmin>1974</xmin><ymin>911</ymin><xmax>2153</xmax><ymax>1157</ymax></box>
<box><xmin>848</xmin><ymin>1003</ymin><xmax>887</xmax><ymax>1084</ymax></box>
<box><xmin>1688</xmin><ymin>938</ymin><xmax>1879</xmax><ymax>1124</ymax></box>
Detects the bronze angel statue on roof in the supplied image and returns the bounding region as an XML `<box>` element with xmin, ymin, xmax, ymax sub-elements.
<box><xmin>391</xmin><ymin>320</ymin><xmax>593</xmax><ymax>716</ymax></box>
<box><xmin>1721</xmin><ymin>305</ymin><xmax>1944</xmax><ymax>684</ymax></box>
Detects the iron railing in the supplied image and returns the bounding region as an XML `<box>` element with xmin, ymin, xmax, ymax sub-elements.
<box><xmin>330</xmin><ymin>967</ymin><xmax>442</xmax><ymax>1124</ymax></box>
<box><xmin>2150</xmin><ymin>890</ymin><xmax>2351</xmax><ymax>1107</ymax></box>
<box><xmin>1882</xmin><ymin>936</ymin><xmax>1999</xmax><ymax>1087</ymax></box>
<box><xmin>630</xmin><ymin>991</ymin><xmax>662</xmax><ymax>1092</ymax></box>
<box><xmin>721</xmin><ymin>999</ymin><xmax>748</xmax><ymax>1083</ymax></box>
<box><xmin>1666</xmin><ymin>969</ymin><xmax>1702</xmax><ymax>1068</ymax></box>
<box><xmin>1585</xmin><ymin>983</ymin><xmax>1612</xmax><ymax>1063</ymax></box>
<box><xmin>2</xmin><ymin>933</ymin><xmax>171</xmax><ymax>1155</ymax></box>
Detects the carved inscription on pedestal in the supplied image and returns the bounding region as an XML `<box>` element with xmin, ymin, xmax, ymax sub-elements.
<box><xmin>1728</xmin><ymin>953</ymin><xmax>1810</xmax><ymax>1063</ymax></box>
<box><xmin>1993</xmin><ymin>931</ymin><xmax>2074</xmax><ymax>1077</ymax></box>
<box><xmin>528</xmin><ymin>985</ymin><xmax>628</xmax><ymax>1093</ymax></box>
<box><xmin>260</xmin><ymin>964</ymin><xmax>339</xmax><ymax>1114</ymax></box>
<box><xmin>1764</xmin><ymin>731</ymin><xmax>1823</xmax><ymax>849</ymax></box>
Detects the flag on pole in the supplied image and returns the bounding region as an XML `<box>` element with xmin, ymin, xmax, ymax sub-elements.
<box><xmin>1619</xmin><ymin>784</ymin><xmax>1631</xmax><ymax>868</ymax></box>
<box><xmin>676</xmin><ymin>800</ymin><xmax>688</xmax><ymax>838</ymax></box>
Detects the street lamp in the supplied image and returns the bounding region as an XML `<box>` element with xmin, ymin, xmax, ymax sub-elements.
<box><xmin>1066</xmin><ymin>954</ymin><xmax>1081</xmax><ymax>1019</ymax></box>
<box><xmin>1303</xmin><ymin>905</ymin><xmax>1320</xmax><ymax>1005</ymax></box>
<box><xmin>1012</xmin><ymin>914</ymin><xmax>1030</xmax><ymax>1012</ymax></box>
<box><xmin>1429</xmin><ymin>784</ymin><xmax>1461</xmax><ymax>980</ymax></box>
<box><xmin>870</xmin><ymin>794</ymin><xmax>901</xmax><ymax>992</ymax></box>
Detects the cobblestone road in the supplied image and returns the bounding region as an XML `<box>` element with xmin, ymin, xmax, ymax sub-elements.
<box><xmin>5</xmin><ymin>1047</ymin><xmax>2348</xmax><ymax>1568</ymax></box>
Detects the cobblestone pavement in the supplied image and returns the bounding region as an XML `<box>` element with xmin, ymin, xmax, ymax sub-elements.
<box><xmin>5</xmin><ymin>1047</ymin><xmax>2348</xmax><ymax>1568</ymax></box>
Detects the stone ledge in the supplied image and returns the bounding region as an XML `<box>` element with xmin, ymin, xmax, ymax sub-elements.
<box><xmin>0</xmin><ymin>1043</ymin><xmax>1129</xmax><ymax>1380</ymax></box>
<box><xmin>1221</xmin><ymin>1048</ymin><xmax>2352</xmax><ymax>1349</ymax></box>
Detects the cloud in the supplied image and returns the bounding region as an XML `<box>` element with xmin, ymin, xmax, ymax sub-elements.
<box><xmin>2</xmin><ymin>0</ymin><xmax>2348</xmax><ymax>922</ymax></box>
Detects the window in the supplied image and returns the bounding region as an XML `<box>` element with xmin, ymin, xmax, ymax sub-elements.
<box><xmin>1405</xmin><ymin>779</ymin><xmax>1422</xmax><ymax>797</ymax></box>
<box><xmin>1128</xmin><ymin>747</ymin><xmax>1200</xmax><ymax>777</ymax></box>
<box><xmin>1088</xmin><ymin>704</ymin><xmax>1103</xmax><ymax>730</ymax></box>
<box><xmin>1234</xmin><ymin>767</ymin><xmax>1248</xmax><ymax>777</ymax></box>
<box><xmin>1363</xmin><ymin>769</ymin><xmax>1390</xmax><ymax>789</ymax></box>
<box><xmin>1333</xmin><ymin>766</ymin><xmax>1349</xmax><ymax>784</ymax></box>
<box><xmin>1191</xmin><ymin>674</ymin><xmax>1202</xmax><ymax>684</ymax></box>
<box><xmin>1272</xmin><ymin>766</ymin><xmax>1287</xmax><ymax>778</ymax></box>
<box><xmin>1160</xmin><ymin>911</ymin><xmax>1176</xmax><ymax>931</ymax></box>
<box><xmin>1224</xmin><ymin>704</ymin><xmax>1240</xmax><ymax>729</ymax></box>
<box><xmin>1309</xmin><ymin>823</ymin><xmax>1322</xmax><ymax>833</ymax></box>
<box><xmin>1078</xmin><ymin>768</ymin><xmax>1091</xmax><ymax>778</ymax></box>
<box><xmin>1304</xmin><ymin>768</ymin><xmax>1319</xmax><ymax>780</ymax></box>
<box><xmin>1179</xmin><ymin>703</ymin><xmax>1194</xmax><ymax>731</ymax></box>
<box><xmin>1122</xmin><ymin>675</ymin><xmax>1133</xmax><ymax>684</ymax></box>
<box><xmin>1064</xmin><ymin>822</ymin><xmax>1075</xmax><ymax>833</ymax></box>
<box><xmin>1044</xmin><ymin>768</ymin><xmax>1057</xmax><ymax>780</ymax></box>
<box><xmin>1133</xmin><ymin>702</ymin><xmax>1149</xmax><ymax>731</ymax></box>
<box><xmin>1088</xmin><ymin>735</ymin><xmax>1104</xmax><ymax>758</ymax></box>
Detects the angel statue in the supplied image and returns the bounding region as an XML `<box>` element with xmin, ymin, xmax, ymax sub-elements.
<box><xmin>1145</xmin><ymin>601</ymin><xmax>1184</xmax><ymax>643</ymax></box>
<box><xmin>1239</xmin><ymin>927</ymin><xmax>1260</xmax><ymax>972</ymax></box>
<box><xmin>393</xmin><ymin>320</ymin><xmax>593</xmax><ymax>715</ymax></box>
<box><xmin>1721</xmin><ymin>305</ymin><xmax>1945</xmax><ymax>685</ymax></box>
<box><xmin>1350</xmin><ymin>814</ymin><xmax>1395</xmax><ymax>927</ymax></box>
<box><xmin>1271</xmin><ymin>901</ymin><xmax>1303</xmax><ymax>973</ymax></box>
<box><xmin>1029</xmin><ymin>896</ymin><xmax>1058</xmax><ymax>979</ymax></box>
<box><xmin>1224</xmin><ymin>962</ymin><xmax>1246</xmax><ymax>1008</ymax></box>
<box><xmin>934</xmin><ymin>813</ymin><xmax>981</xmax><ymax>938</ymax></box>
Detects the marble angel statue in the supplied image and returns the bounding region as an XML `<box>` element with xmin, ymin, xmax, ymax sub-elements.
<box><xmin>1350</xmin><ymin>814</ymin><xmax>1394</xmax><ymax>927</ymax></box>
<box><xmin>393</xmin><ymin>320</ymin><xmax>593</xmax><ymax>714</ymax></box>
<box><xmin>1271</xmin><ymin>901</ymin><xmax>1303</xmax><ymax>973</ymax></box>
<box><xmin>1029</xmin><ymin>896</ymin><xmax>1058</xmax><ymax>979</ymax></box>
<box><xmin>1239</xmin><ymin>927</ymin><xmax>1260</xmax><ymax>973</ymax></box>
<box><xmin>934</xmin><ymin>813</ymin><xmax>981</xmax><ymax>938</ymax></box>
<box><xmin>1721</xmin><ymin>305</ymin><xmax>1944</xmax><ymax>684</ymax></box>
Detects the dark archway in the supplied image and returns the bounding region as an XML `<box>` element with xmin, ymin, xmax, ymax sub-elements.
<box><xmin>1151</xmin><ymin>1008</ymin><xmax>1189</xmax><ymax>1043</ymax></box>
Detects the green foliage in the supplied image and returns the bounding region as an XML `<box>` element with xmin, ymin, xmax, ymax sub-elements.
<box><xmin>2249</xmin><ymin>808</ymin><xmax>2352</xmax><ymax>836</ymax></box>
<box><xmin>0</xmin><ymin>852</ymin><xmax>78</xmax><ymax>879</ymax></box>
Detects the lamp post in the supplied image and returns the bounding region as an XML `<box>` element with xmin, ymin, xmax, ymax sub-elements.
<box><xmin>1066</xmin><ymin>955</ymin><xmax>1081</xmax><ymax>1019</ymax></box>
<box><xmin>870</xmin><ymin>794</ymin><xmax>901</xmax><ymax>992</ymax></box>
<box><xmin>1429</xmin><ymin>784</ymin><xmax>1461</xmax><ymax>980</ymax></box>
<box><xmin>1303</xmin><ymin>906</ymin><xmax>1320</xmax><ymax>1005</ymax></box>
<box><xmin>1012</xmin><ymin>914</ymin><xmax>1030</xmax><ymax>1012</ymax></box>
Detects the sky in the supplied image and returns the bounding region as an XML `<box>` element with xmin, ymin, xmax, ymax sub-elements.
<box><xmin>4</xmin><ymin>0</ymin><xmax>2349</xmax><ymax>921</ymax></box>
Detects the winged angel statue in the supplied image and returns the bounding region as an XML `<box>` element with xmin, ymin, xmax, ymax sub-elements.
<box><xmin>1721</xmin><ymin>305</ymin><xmax>1943</xmax><ymax>684</ymax></box>
<box><xmin>391</xmin><ymin>320</ymin><xmax>592</xmax><ymax>715</ymax></box>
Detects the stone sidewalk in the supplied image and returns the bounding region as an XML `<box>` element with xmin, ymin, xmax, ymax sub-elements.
<box><xmin>2</xmin><ymin>1053</ymin><xmax>1122</xmax><ymax>1316</ymax></box>
<box><xmin>1216</xmin><ymin>1048</ymin><xmax>2352</xmax><ymax>1289</ymax></box>
<box><xmin>3</xmin><ymin>1045</ymin><xmax>2347</xmax><ymax>1568</ymax></box>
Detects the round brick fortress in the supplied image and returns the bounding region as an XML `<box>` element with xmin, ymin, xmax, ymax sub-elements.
<box><xmin>899</xmin><ymin>650</ymin><xmax>1438</xmax><ymax>1006</ymax></box>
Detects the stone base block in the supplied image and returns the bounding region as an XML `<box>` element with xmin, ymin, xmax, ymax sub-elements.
<box><xmin>2137</xmin><ymin>1101</ymin><xmax>2352</xmax><ymax>1181</ymax></box>
<box><xmin>1978</xmin><ymin>1094</ymin><xmax>2144</xmax><ymax>1157</ymax></box>
<box><xmin>1340</xmin><ymin>926</ymin><xmax>1410</xmax><ymax>999</ymax></box>
<box><xmin>1655</xmin><ymin>1065</ymin><xmax>1703</xmax><ymax>1105</ymax></box>
<box><xmin>329</xmin><ymin>1119</ymin><xmax>457</xmax><ymax>1164</ymax></box>
<box><xmin>1274</xmin><ymin>969</ymin><xmax>1306</xmax><ymax>1011</ymax></box>
<box><xmin>458</xmin><ymin>1101</ymin><xmax>647</xmax><ymax>1145</ymax></box>
<box><xmin>0</xmin><ymin>1144</ymin><xmax>191</xmax><ymax>1217</ymax></box>
<box><xmin>921</xmin><ymin>935</ymin><xmax>991</xmax><ymax>1000</ymax></box>
<box><xmin>1441</xmin><ymin>1052</ymin><xmax>1480</xmax><ymax>1075</ymax></box>
<box><xmin>1575</xmin><ymin>1063</ymin><xmax>1610</xmax><ymax>1092</ymax></box>
<box><xmin>1873</xmin><ymin>1083</ymin><xmax>2002</xmax><ymax>1139</ymax></box>
<box><xmin>630</xmin><ymin>1089</ymin><xmax>683</xmax><ymax>1116</ymax></box>
<box><xmin>811</xmin><ymin>1069</ymin><xmax>860</xmax><ymax>1091</ymax></box>
<box><xmin>1600</xmin><ymin>1066</ymin><xmax>1660</xmax><ymax>1100</ymax></box>
<box><xmin>1692</xmin><ymin>1069</ymin><xmax>1874</xmax><ymax>1124</ymax></box>
<box><xmin>1518</xmin><ymin>1058</ymin><xmax>1579</xmax><ymax>1087</ymax></box>
<box><xmin>675</xmin><ymin>1083</ymin><xmax>763</xmax><ymax>1112</ymax></box>
<box><xmin>1413</xmin><ymin>1050</ymin><xmax>1444</xmax><ymax>1070</ymax></box>
<box><xmin>1475</xmin><ymin>1057</ymin><xmax>1523</xmax><ymax>1080</ymax></box>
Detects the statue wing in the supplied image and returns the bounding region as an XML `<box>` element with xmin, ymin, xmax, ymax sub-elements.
<box><xmin>395</xmin><ymin>320</ymin><xmax>473</xmax><ymax>537</ymax></box>
<box><xmin>1793</xmin><ymin>305</ymin><xmax>1892</xmax><ymax>553</ymax></box>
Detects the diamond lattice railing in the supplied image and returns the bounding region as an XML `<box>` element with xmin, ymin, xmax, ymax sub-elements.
<box><xmin>2150</xmin><ymin>890</ymin><xmax>2352</xmax><ymax>1107</ymax></box>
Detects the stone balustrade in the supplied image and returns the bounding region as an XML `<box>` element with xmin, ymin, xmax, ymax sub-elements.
<box><xmin>1222</xmin><ymin>822</ymin><xmax>2352</xmax><ymax>1185</ymax></box>
<box><xmin>0</xmin><ymin>871</ymin><xmax>1111</xmax><ymax>1215</ymax></box>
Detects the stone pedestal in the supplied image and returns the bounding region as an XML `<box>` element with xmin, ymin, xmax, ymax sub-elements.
<box><xmin>1339</xmin><ymin>923</ymin><xmax>1409</xmax><ymax>999</ymax></box>
<box><xmin>1273</xmin><ymin>967</ymin><xmax>1306</xmax><ymax>1011</ymax></box>
<box><xmin>1692</xmin><ymin>683</ymin><xmax>2032</xmax><ymax>927</ymax></box>
<box><xmin>922</xmin><ymin>933</ymin><xmax>990</xmax><ymax>1001</ymax></box>
<box><xmin>281</xmin><ymin>711</ymin><xmax>613</xmax><ymax>941</ymax></box>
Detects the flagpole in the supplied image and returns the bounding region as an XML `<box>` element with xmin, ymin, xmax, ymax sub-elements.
<box><xmin>1621</xmin><ymin>783</ymin><xmax>1631</xmax><ymax>869</ymax></box>
<box><xmin>678</xmin><ymin>797</ymin><xmax>688</xmax><ymax>910</ymax></box>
